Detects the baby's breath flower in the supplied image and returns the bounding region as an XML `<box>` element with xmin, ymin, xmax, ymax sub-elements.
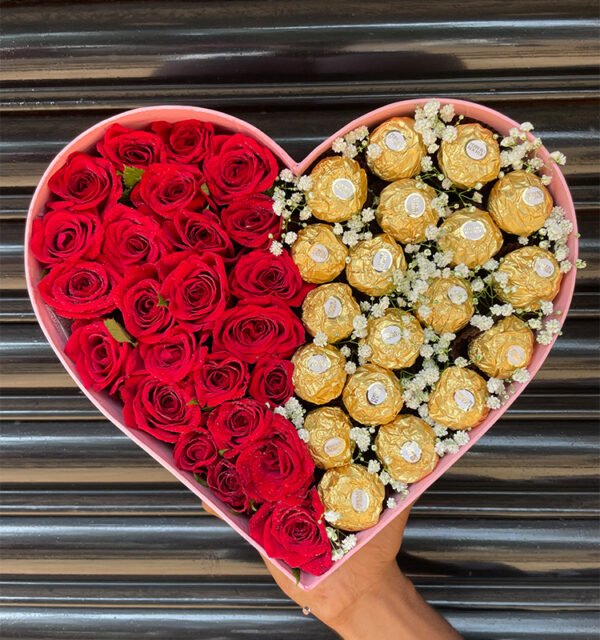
<box><xmin>486</xmin><ymin>395</ymin><xmax>502</xmax><ymax>409</ymax></box>
<box><xmin>340</xmin><ymin>345</ymin><xmax>351</xmax><ymax>358</ymax></box>
<box><xmin>269</xmin><ymin>240</ymin><xmax>283</xmax><ymax>256</ymax></box>
<box><xmin>350</xmin><ymin>427</ymin><xmax>371</xmax><ymax>452</ymax></box>
<box><xmin>421</xmin><ymin>156</ymin><xmax>434</xmax><ymax>171</ymax></box>
<box><xmin>332</xmin><ymin>137</ymin><xmax>346</xmax><ymax>153</ymax></box>
<box><xmin>453</xmin><ymin>431</ymin><xmax>470</xmax><ymax>446</ymax></box>
<box><xmin>550</xmin><ymin>151</ymin><xmax>567</xmax><ymax>165</ymax></box>
<box><xmin>313</xmin><ymin>332</ymin><xmax>328</xmax><ymax>347</ymax></box>
<box><xmin>296</xmin><ymin>428</ymin><xmax>310</xmax><ymax>442</ymax></box>
<box><xmin>283</xmin><ymin>231</ymin><xmax>297</xmax><ymax>245</ymax></box>
<box><xmin>341</xmin><ymin>534</ymin><xmax>357</xmax><ymax>553</ymax></box>
<box><xmin>454</xmin><ymin>356</ymin><xmax>469</xmax><ymax>368</ymax></box>
<box><xmin>440</xmin><ymin>103</ymin><xmax>455</xmax><ymax>122</ymax></box>
<box><xmin>512</xmin><ymin>368</ymin><xmax>530</xmax><ymax>383</ymax></box>
<box><xmin>367</xmin><ymin>460</ymin><xmax>381</xmax><ymax>474</ymax></box>
<box><xmin>279</xmin><ymin>168</ymin><xmax>294</xmax><ymax>182</ymax></box>
<box><xmin>344</xmin><ymin>361</ymin><xmax>357</xmax><ymax>375</ymax></box>
<box><xmin>386</xmin><ymin>497</ymin><xmax>397</xmax><ymax>509</ymax></box>
<box><xmin>366</xmin><ymin>142</ymin><xmax>382</xmax><ymax>160</ymax></box>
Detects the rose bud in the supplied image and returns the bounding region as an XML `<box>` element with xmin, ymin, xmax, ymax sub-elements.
<box><xmin>194</xmin><ymin>351</ymin><xmax>250</xmax><ymax>408</ymax></box>
<box><xmin>248</xmin><ymin>357</ymin><xmax>294</xmax><ymax>407</ymax></box>
<box><xmin>221</xmin><ymin>194</ymin><xmax>281</xmax><ymax>249</ymax></box>
<box><xmin>206</xmin><ymin>458</ymin><xmax>252</xmax><ymax>513</ymax></box>
<box><xmin>97</xmin><ymin>123</ymin><xmax>165</xmax><ymax>170</ymax></box>
<box><xmin>139</xmin><ymin>327</ymin><xmax>198</xmax><ymax>383</ymax></box>
<box><xmin>163</xmin><ymin>210</ymin><xmax>235</xmax><ymax>261</ymax></box>
<box><xmin>173</xmin><ymin>427</ymin><xmax>218</xmax><ymax>474</ymax></box>
<box><xmin>150</xmin><ymin>119</ymin><xmax>214</xmax><ymax>165</ymax></box>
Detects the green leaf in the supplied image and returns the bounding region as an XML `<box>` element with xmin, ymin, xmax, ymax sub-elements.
<box><xmin>292</xmin><ymin>568</ymin><xmax>301</xmax><ymax>585</ymax></box>
<box><xmin>187</xmin><ymin>398</ymin><xmax>200</xmax><ymax>406</ymax></box>
<box><xmin>218</xmin><ymin>448</ymin><xmax>228</xmax><ymax>456</ymax></box>
<box><xmin>200</xmin><ymin>182</ymin><xmax>210</xmax><ymax>195</ymax></box>
<box><xmin>249</xmin><ymin>499</ymin><xmax>258</xmax><ymax>512</ymax></box>
<box><xmin>39</xmin><ymin>268</ymin><xmax>49</xmax><ymax>280</ymax></box>
<box><xmin>194</xmin><ymin>474</ymin><xmax>208</xmax><ymax>487</ymax></box>
<box><xmin>103</xmin><ymin>318</ymin><xmax>135</xmax><ymax>345</ymax></box>
<box><xmin>157</xmin><ymin>293</ymin><xmax>168</xmax><ymax>307</ymax></box>
<box><xmin>121</xmin><ymin>165</ymin><xmax>145</xmax><ymax>189</ymax></box>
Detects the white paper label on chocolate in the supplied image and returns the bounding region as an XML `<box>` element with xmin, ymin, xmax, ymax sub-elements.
<box><xmin>522</xmin><ymin>186</ymin><xmax>545</xmax><ymax>206</ymax></box>
<box><xmin>534</xmin><ymin>257</ymin><xmax>555</xmax><ymax>278</ymax></box>
<box><xmin>366</xmin><ymin>382</ymin><xmax>387</xmax><ymax>406</ymax></box>
<box><xmin>332</xmin><ymin>177</ymin><xmax>356</xmax><ymax>201</ymax></box>
<box><xmin>351</xmin><ymin>488</ymin><xmax>370</xmax><ymax>513</ymax></box>
<box><xmin>307</xmin><ymin>354</ymin><xmax>331</xmax><ymax>374</ymax></box>
<box><xmin>372</xmin><ymin>248</ymin><xmax>393</xmax><ymax>273</ymax></box>
<box><xmin>400</xmin><ymin>440</ymin><xmax>423</xmax><ymax>464</ymax></box>
<box><xmin>454</xmin><ymin>388</ymin><xmax>476</xmax><ymax>412</ymax></box>
<box><xmin>460</xmin><ymin>220</ymin><xmax>486</xmax><ymax>241</ymax></box>
<box><xmin>381</xmin><ymin>325</ymin><xmax>402</xmax><ymax>345</ymax></box>
<box><xmin>465</xmin><ymin>139</ymin><xmax>488</xmax><ymax>161</ymax></box>
<box><xmin>323</xmin><ymin>296</ymin><xmax>343</xmax><ymax>319</ymax></box>
<box><xmin>324</xmin><ymin>437</ymin><xmax>346</xmax><ymax>457</ymax></box>
<box><xmin>310</xmin><ymin>243</ymin><xmax>330</xmax><ymax>263</ymax></box>
<box><xmin>507</xmin><ymin>345</ymin><xmax>527</xmax><ymax>367</ymax></box>
<box><xmin>447</xmin><ymin>285</ymin><xmax>469</xmax><ymax>305</ymax></box>
<box><xmin>404</xmin><ymin>193</ymin><xmax>426</xmax><ymax>218</ymax></box>
<box><xmin>384</xmin><ymin>130</ymin><xmax>407</xmax><ymax>152</ymax></box>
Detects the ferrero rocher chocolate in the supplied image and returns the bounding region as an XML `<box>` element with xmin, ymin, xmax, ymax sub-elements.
<box><xmin>376</xmin><ymin>179</ymin><xmax>439</xmax><ymax>244</ymax></box>
<box><xmin>304</xmin><ymin>407</ymin><xmax>354</xmax><ymax>469</ymax></box>
<box><xmin>438</xmin><ymin>123</ymin><xmax>501</xmax><ymax>189</ymax></box>
<box><xmin>291</xmin><ymin>223</ymin><xmax>348</xmax><ymax>284</ymax></box>
<box><xmin>488</xmin><ymin>170</ymin><xmax>553</xmax><ymax>236</ymax></box>
<box><xmin>415</xmin><ymin>276</ymin><xmax>475</xmax><ymax>334</ymax></box>
<box><xmin>468</xmin><ymin>316</ymin><xmax>534</xmax><ymax>379</ymax></box>
<box><xmin>437</xmin><ymin>208</ymin><xmax>503</xmax><ymax>268</ymax></box>
<box><xmin>342</xmin><ymin>363</ymin><xmax>403</xmax><ymax>426</ymax></box>
<box><xmin>345</xmin><ymin>234</ymin><xmax>407</xmax><ymax>296</ymax></box>
<box><xmin>364</xmin><ymin>309</ymin><xmax>424</xmax><ymax>370</ymax></box>
<box><xmin>292</xmin><ymin>344</ymin><xmax>347</xmax><ymax>405</ymax></box>
<box><xmin>318</xmin><ymin>464</ymin><xmax>385</xmax><ymax>531</ymax></box>
<box><xmin>494</xmin><ymin>246</ymin><xmax>562</xmax><ymax>311</ymax></box>
<box><xmin>428</xmin><ymin>366</ymin><xmax>489</xmax><ymax>431</ymax></box>
<box><xmin>366</xmin><ymin>117</ymin><xmax>426</xmax><ymax>182</ymax></box>
<box><xmin>375</xmin><ymin>415</ymin><xmax>439</xmax><ymax>483</ymax></box>
<box><xmin>306</xmin><ymin>156</ymin><xmax>368</xmax><ymax>223</ymax></box>
<box><xmin>302</xmin><ymin>283</ymin><xmax>361</xmax><ymax>343</ymax></box>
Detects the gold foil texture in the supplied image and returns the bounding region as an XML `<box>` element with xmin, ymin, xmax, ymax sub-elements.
<box><xmin>291</xmin><ymin>344</ymin><xmax>347</xmax><ymax>405</ymax></box>
<box><xmin>364</xmin><ymin>309</ymin><xmax>424</xmax><ymax>370</ymax></box>
<box><xmin>291</xmin><ymin>223</ymin><xmax>348</xmax><ymax>284</ymax></box>
<box><xmin>301</xmin><ymin>282</ymin><xmax>361</xmax><ymax>343</ymax></box>
<box><xmin>304</xmin><ymin>406</ymin><xmax>354</xmax><ymax>469</ymax></box>
<box><xmin>415</xmin><ymin>276</ymin><xmax>475</xmax><ymax>334</ymax></box>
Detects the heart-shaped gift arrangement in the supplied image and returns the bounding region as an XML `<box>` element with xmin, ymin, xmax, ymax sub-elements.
<box><xmin>25</xmin><ymin>99</ymin><xmax>579</xmax><ymax>589</ymax></box>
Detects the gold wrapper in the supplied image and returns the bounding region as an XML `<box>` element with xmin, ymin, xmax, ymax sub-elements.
<box><xmin>318</xmin><ymin>464</ymin><xmax>385</xmax><ymax>531</ymax></box>
<box><xmin>302</xmin><ymin>282</ymin><xmax>361</xmax><ymax>343</ymax></box>
<box><xmin>364</xmin><ymin>309</ymin><xmax>424</xmax><ymax>369</ymax></box>
<box><xmin>438</xmin><ymin>123</ymin><xmax>501</xmax><ymax>189</ymax></box>
<box><xmin>345</xmin><ymin>234</ymin><xmax>407</xmax><ymax>296</ymax></box>
<box><xmin>291</xmin><ymin>223</ymin><xmax>348</xmax><ymax>284</ymax></box>
<box><xmin>428</xmin><ymin>366</ymin><xmax>489</xmax><ymax>430</ymax></box>
<box><xmin>376</xmin><ymin>179</ymin><xmax>439</xmax><ymax>244</ymax></box>
<box><xmin>292</xmin><ymin>344</ymin><xmax>347</xmax><ymax>405</ymax></box>
<box><xmin>488</xmin><ymin>170</ymin><xmax>553</xmax><ymax>236</ymax></box>
<box><xmin>342</xmin><ymin>363</ymin><xmax>403</xmax><ymax>426</ymax></box>
<box><xmin>415</xmin><ymin>276</ymin><xmax>475</xmax><ymax>334</ymax></box>
<box><xmin>304</xmin><ymin>406</ymin><xmax>354</xmax><ymax>469</ymax></box>
<box><xmin>437</xmin><ymin>208</ymin><xmax>503</xmax><ymax>268</ymax></box>
<box><xmin>494</xmin><ymin>246</ymin><xmax>562</xmax><ymax>311</ymax></box>
<box><xmin>306</xmin><ymin>156</ymin><xmax>368</xmax><ymax>223</ymax></box>
<box><xmin>366</xmin><ymin>117</ymin><xmax>426</xmax><ymax>181</ymax></box>
<box><xmin>468</xmin><ymin>315</ymin><xmax>534</xmax><ymax>379</ymax></box>
<box><xmin>375</xmin><ymin>415</ymin><xmax>439</xmax><ymax>483</ymax></box>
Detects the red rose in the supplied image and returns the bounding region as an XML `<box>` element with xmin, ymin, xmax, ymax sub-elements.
<box><xmin>248</xmin><ymin>358</ymin><xmax>294</xmax><ymax>407</ymax></box>
<box><xmin>221</xmin><ymin>194</ymin><xmax>280</xmax><ymax>249</ymax></box>
<box><xmin>206</xmin><ymin>398</ymin><xmax>270</xmax><ymax>458</ymax></box>
<box><xmin>139</xmin><ymin>327</ymin><xmax>198</xmax><ymax>383</ymax></box>
<box><xmin>131</xmin><ymin>163</ymin><xmax>206</xmax><ymax>218</ymax></box>
<box><xmin>249</xmin><ymin>489</ymin><xmax>333</xmax><ymax>576</ymax></box>
<box><xmin>159</xmin><ymin>252</ymin><xmax>229</xmax><ymax>332</ymax></box>
<box><xmin>206</xmin><ymin>458</ymin><xmax>252</xmax><ymax>513</ymax></box>
<box><xmin>65</xmin><ymin>320</ymin><xmax>131</xmax><ymax>395</ymax></box>
<box><xmin>213</xmin><ymin>300</ymin><xmax>305</xmax><ymax>363</ymax></box>
<box><xmin>97</xmin><ymin>123</ymin><xmax>165</xmax><ymax>170</ymax></box>
<box><xmin>114</xmin><ymin>264</ymin><xmax>174</xmax><ymax>342</ymax></box>
<box><xmin>48</xmin><ymin>152</ymin><xmax>121</xmax><ymax>211</ymax></box>
<box><xmin>101</xmin><ymin>204</ymin><xmax>166</xmax><ymax>269</ymax></box>
<box><xmin>236</xmin><ymin>414</ymin><xmax>314</xmax><ymax>502</ymax></box>
<box><xmin>229</xmin><ymin>249</ymin><xmax>310</xmax><ymax>305</ymax></box>
<box><xmin>31</xmin><ymin>208</ymin><xmax>103</xmax><ymax>266</ymax></box>
<box><xmin>38</xmin><ymin>260</ymin><xmax>116</xmax><ymax>320</ymax></box>
<box><xmin>151</xmin><ymin>119</ymin><xmax>214</xmax><ymax>165</ymax></box>
<box><xmin>193</xmin><ymin>350</ymin><xmax>249</xmax><ymax>408</ymax></box>
<box><xmin>163</xmin><ymin>209</ymin><xmax>234</xmax><ymax>261</ymax></box>
<box><xmin>203</xmin><ymin>133</ymin><xmax>278</xmax><ymax>205</ymax></box>
<box><xmin>122</xmin><ymin>374</ymin><xmax>201</xmax><ymax>443</ymax></box>
<box><xmin>173</xmin><ymin>427</ymin><xmax>218</xmax><ymax>473</ymax></box>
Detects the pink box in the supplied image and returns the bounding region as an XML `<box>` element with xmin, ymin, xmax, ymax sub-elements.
<box><xmin>25</xmin><ymin>99</ymin><xmax>578</xmax><ymax>590</ymax></box>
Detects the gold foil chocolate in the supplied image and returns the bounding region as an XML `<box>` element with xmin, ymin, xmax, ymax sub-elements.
<box><xmin>494</xmin><ymin>246</ymin><xmax>562</xmax><ymax>311</ymax></box>
<box><xmin>488</xmin><ymin>170</ymin><xmax>553</xmax><ymax>236</ymax></box>
<box><xmin>306</xmin><ymin>156</ymin><xmax>368</xmax><ymax>223</ymax></box>
<box><xmin>428</xmin><ymin>366</ymin><xmax>489</xmax><ymax>431</ymax></box>
<box><xmin>292</xmin><ymin>344</ymin><xmax>347</xmax><ymax>405</ymax></box>
<box><xmin>415</xmin><ymin>276</ymin><xmax>475</xmax><ymax>334</ymax></box>
<box><xmin>342</xmin><ymin>363</ymin><xmax>403</xmax><ymax>426</ymax></box>
<box><xmin>438</xmin><ymin>123</ymin><xmax>501</xmax><ymax>189</ymax></box>
<box><xmin>376</xmin><ymin>179</ymin><xmax>439</xmax><ymax>244</ymax></box>
<box><xmin>304</xmin><ymin>406</ymin><xmax>354</xmax><ymax>469</ymax></box>
<box><xmin>375</xmin><ymin>415</ymin><xmax>439</xmax><ymax>483</ymax></box>
<box><xmin>345</xmin><ymin>234</ymin><xmax>407</xmax><ymax>296</ymax></box>
<box><xmin>366</xmin><ymin>117</ymin><xmax>427</xmax><ymax>182</ymax></box>
<box><xmin>318</xmin><ymin>463</ymin><xmax>385</xmax><ymax>531</ymax></box>
<box><xmin>468</xmin><ymin>315</ymin><xmax>534</xmax><ymax>379</ymax></box>
<box><xmin>302</xmin><ymin>282</ymin><xmax>361</xmax><ymax>343</ymax></box>
<box><xmin>364</xmin><ymin>309</ymin><xmax>424</xmax><ymax>370</ymax></box>
<box><xmin>437</xmin><ymin>208</ymin><xmax>503</xmax><ymax>268</ymax></box>
<box><xmin>291</xmin><ymin>223</ymin><xmax>348</xmax><ymax>284</ymax></box>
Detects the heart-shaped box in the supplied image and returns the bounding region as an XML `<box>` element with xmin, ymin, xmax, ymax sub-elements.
<box><xmin>25</xmin><ymin>99</ymin><xmax>578</xmax><ymax>590</ymax></box>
